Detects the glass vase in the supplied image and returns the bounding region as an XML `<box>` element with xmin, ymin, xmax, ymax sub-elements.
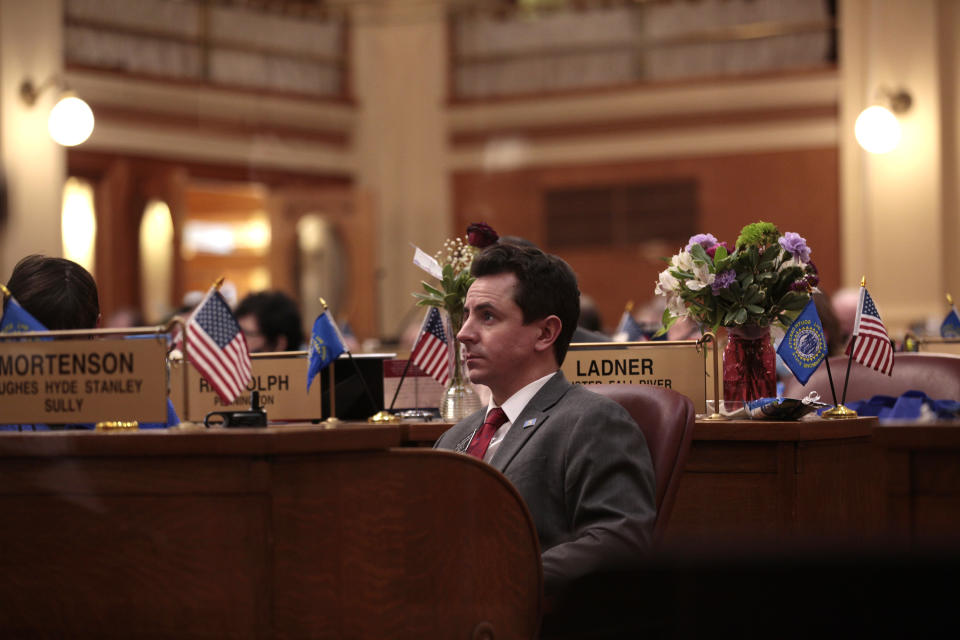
<box><xmin>723</xmin><ymin>325</ymin><xmax>777</xmax><ymax>405</ymax></box>
<box><xmin>439</xmin><ymin>314</ymin><xmax>482</xmax><ymax>421</ymax></box>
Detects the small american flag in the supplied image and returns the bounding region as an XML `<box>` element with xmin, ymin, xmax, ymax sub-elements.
<box><xmin>846</xmin><ymin>287</ymin><xmax>894</xmax><ymax>376</ymax></box>
<box><xmin>411</xmin><ymin>307</ymin><xmax>450</xmax><ymax>386</ymax></box>
<box><xmin>186</xmin><ymin>288</ymin><xmax>252</xmax><ymax>403</ymax></box>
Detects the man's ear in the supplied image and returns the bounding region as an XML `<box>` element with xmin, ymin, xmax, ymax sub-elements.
<box><xmin>533</xmin><ymin>315</ymin><xmax>562</xmax><ymax>354</ymax></box>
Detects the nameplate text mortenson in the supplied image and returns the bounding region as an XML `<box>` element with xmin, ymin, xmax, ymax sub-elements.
<box><xmin>0</xmin><ymin>337</ymin><xmax>167</xmax><ymax>423</ymax></box>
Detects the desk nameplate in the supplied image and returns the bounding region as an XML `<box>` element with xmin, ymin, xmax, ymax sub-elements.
<box><xmin>0</xmin><ymin>337</ymin><xmax>167</xmax><ymax>423</ymax></box>
<box><xmin>170</xmin><ymin>352</ymin><xmax>322</xmax><ymax>422</ymax></box>
<box><xmin>562</xmin><ymin>340</ymin><xmax>710</xmax><ymax>412</ymax></box>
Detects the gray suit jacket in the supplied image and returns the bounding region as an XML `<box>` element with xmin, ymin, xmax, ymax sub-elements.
<box><xmin>435</xmin><ymin>371</ymin><xmax>656</xmax><ymax>594</ymax></box>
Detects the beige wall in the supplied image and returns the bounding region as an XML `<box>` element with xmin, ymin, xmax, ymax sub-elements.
<box><xmin>841</xmin><ymin>0</ymin><xmax>959</xmax><ymax>334</ymax></box>
<box><xmin>352</xmin><ymin>0</ymin><xmax>451</xmax><ymax>338</ymax></box>
<box><xmin>0</xmin><ymin>0</ymin><xmax>65</xmax><ymax>277</ymax></box>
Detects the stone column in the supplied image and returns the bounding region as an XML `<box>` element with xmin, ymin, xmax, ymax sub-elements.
<box><xmin>0</xmin><ymin>0</ymin><xmax>65</xmax><ymax>276</ymax></box>
<box><xmin>840</xmin><ymin>0</ymin><xmax>958</xmax><ymax>332</ymax></box>
<box><xmin>351</xmin><ymin>0</ymin><xmax>451</xmax><ymax>339</ymax></box>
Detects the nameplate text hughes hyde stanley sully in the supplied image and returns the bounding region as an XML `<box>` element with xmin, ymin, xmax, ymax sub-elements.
<box><xmin>0</xmin><ymin>336</ymin><xmax>168</xmax><ymax>423</ymax></box>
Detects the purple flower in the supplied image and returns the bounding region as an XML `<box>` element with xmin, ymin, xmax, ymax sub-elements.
<box><xmin>711</xmin><ymin>269</ymin><xmax>736</xmax><ymax>294</ymax></box>
<box><xmin>685</xmin><ymin>233</ymin><xmax>718</xmax><ymax>252</ymax></box>
<box><xmin>778</xmin><ymin>232</ymin><xmax>811</xmax><ymax>263</ymax></box>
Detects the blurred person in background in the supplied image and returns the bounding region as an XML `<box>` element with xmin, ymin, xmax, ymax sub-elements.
<box><xmin>235</xmin><ymin>290</ymin><xmax>304</xmax><ymax>352</ymax></box>
<box><xmin>6</xmin><ymin>254</ymin><xmax>100</xmax><ymax>329</ymax></box>
<box><xmin>2</xmin><ymin>254</ymin><xmax>177</xmax><ymax>429</ymax></box>
<box><xmin>832</xmin><ymin>287</ymin><xmax>860</xmax><ymax>348</ymax></box>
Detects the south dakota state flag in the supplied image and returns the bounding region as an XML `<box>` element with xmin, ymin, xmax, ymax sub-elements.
<box><xmin>777</xmin><ymin>298</ymin><xmax>827</xmax><ymax>385</ymax></box>
<box><xmin>307</xmin><ymin>310</ymin><xmax>347</xmax><ymax>391</ymax></box>
<box><xmin>1</xmin><ymin>294</ymin><xmax>47</xmax><ymax>334</ymax></box>
<box><xmin>941</xmin><ymin>306</ymin><xmax>960</xmax><ymax>338</ymax></box>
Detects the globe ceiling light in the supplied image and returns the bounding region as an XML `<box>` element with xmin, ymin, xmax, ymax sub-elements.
<box><xmin>20</xmin><ymin>76</ymin><xmax>95</xmax><ymax>147</ymax></box>
<box><xmin>47</xmin><ymin>93</ymin><xmax>95</xmax><ymax>146</ymax></box>
<box><xmin>854</xmin><ymin>88</ymin><xmax>912</xmax><ymax>155</ymax></box>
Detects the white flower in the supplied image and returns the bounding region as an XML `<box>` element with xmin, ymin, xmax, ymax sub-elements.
<box><xmin>655</xmin><ymin>269</ymin><xmax>680</xmax><ymax>296</ymax></box>
<box><xmin>670</xmin><ymin>251</ymin><xmax>695</xmax><ymax>272</ymax></box>
<box><xmin>666</xmin><ymin>293</ymin><xmax>688</xmax><ymax>318</ymax></box>
<box><xmin>685</xmin><ymin>262</ymin><xmax>715</xmax><ymax>292</ymax></box>
<box><xmin>779</xmin><ymin>256</ymin><xmax>804</xmax><ymax>271</ymax></box>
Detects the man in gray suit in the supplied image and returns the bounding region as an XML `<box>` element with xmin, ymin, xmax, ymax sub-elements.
<box><xmin>435</xmin><ymin>243</ymin><xmax>656</xmax><ymax>596</ymax></box>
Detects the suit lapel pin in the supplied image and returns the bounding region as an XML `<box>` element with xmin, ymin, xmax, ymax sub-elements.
<box><xmin>522</xmin><ymin>418</ymin><xmax>537</xmax><ymax>429</ymax></box>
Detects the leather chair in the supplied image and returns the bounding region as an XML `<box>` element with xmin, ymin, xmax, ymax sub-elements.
<box><xmin>783</xmin><ymin>352</ymin><xmax>960</xmax><ymax>403</ymax></box>
<box><xmin>586</xmin><ymin>384</ymin><xmax>696</xmax><ymax>540</ymax></box>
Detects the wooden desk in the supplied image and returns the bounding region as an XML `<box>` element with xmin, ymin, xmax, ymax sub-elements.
<box><xmin>663</xmin><ymin>416</ymin><xmax>884</xmax><ymax>545</ymax></box>
<box><xmin>402</xmin><ymin>421</ymin><xmax>451</xmax><ymax>446</ymax></box>
<box><xmin>393</xmin><ymin>417</ymin><xmax>886</xmax><ymax>545</ymax></box>
<box><xmin>0</xmin><ymin>426</ymin><xmax>542</xmax><ymax>639</ymax></box>
<box><xmin>874</xmin><ymin>422</ymin><xmax>960</xmax><ymax>544</ymax></box>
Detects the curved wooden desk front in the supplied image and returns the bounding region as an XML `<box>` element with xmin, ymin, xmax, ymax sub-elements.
<box><xmin>663</xmin><ymin>416</ymin><xmax>883</xmax><ymax>545</ymax></box>
<box><xmin>0</xmin><ymin>425</ymin><xmax>542</xmax><ymax>639</ymax></box>
<box><xmin>400</xmin><ymin>417</ymin><xmax>885</xmax><ymax>546</ymax></box>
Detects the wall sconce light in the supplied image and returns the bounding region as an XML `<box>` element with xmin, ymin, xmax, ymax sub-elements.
<box><xmin>855</xmin><ymin>88</ymin><xmax>912</xmax><ymax>154</ymax></box>
<box><xmin>19</xmin><ymin>76</ymin><xmax>95</xmax><ymax>147</ymax></box>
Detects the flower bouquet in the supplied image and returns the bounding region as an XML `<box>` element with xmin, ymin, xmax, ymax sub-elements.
<box><xmin>654</xmin><ymin>221</ymin><xmax>818</xmax><ymax>403</ymax></box>
<box><xmin>413</xmin><ymin>223</ymin><xmax>499</xmax><ymax>419</ymax></box>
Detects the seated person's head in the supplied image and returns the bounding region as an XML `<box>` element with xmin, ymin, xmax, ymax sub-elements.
<box><xmin>6</xmin><ymin>254</ymin><xmax>100</xmax><ymax>330</ymax></box>
<box><xmin>461</xmin><ymin>243</ymin><xmax>579</xmax><ymax>402</ymax></box>
<box><xmin>235</xmin><ymin>290</ymin><xmax>303</xmax><ymax>353</ymax></box>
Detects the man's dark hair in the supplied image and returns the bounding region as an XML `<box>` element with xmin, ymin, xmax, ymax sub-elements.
<box><xmin>235</xmin><ymin>291</ymin><xmax>303</xmax><ymax>351</ymax></box>
<box><xmin>6</xmin><ymin>255</ymin><xmax>100</xmax><ymax>330</ymax></box>
<box><xmin>471</xmin><ymin>243</ymin><xmax>580</xmax><ymax>365</ymax></box>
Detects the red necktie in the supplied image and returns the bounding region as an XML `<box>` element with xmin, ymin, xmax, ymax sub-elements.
<box><xmin>465</xmin><ymin>407</ymin><xmax>508</xmax><ymax>460</ymax></box>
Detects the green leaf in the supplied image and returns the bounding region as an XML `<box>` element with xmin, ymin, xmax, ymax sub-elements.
<box><xmin>718</xmin><ymin>288</ymin><xmax>738</xmax><ymax>303</ymax></box>
<box><xmin>713</xmin><ymin>245</ymin><xmax>728</xmax><ymax>262</ymax></box>
<box><xmin>735</xmin><ymin>308</ymin><xmax>748</xmax><ymax>324</ymax></box>
<box><xmin>655</xmin><ymin>308</ymin><xmax>676</xmax><ymax>337</ymax></box>
<box><xmin>776</xmin><ymin>293</ymin><xmax>808</xmax><ymax>311</ymax></box>
<box><xmin>689</xmin><ymin>243</ymin><xmax>710</xmax><ymax>263</ymax></box>
<box><xmin>758</xmin><ymin>247</ymin><xmax>778</xmax><ymax>265</ymax></box>
<box><xmin>421</xmin><ymin>281</ymin><xmax>443</xmax><ymax>297</ymax></box>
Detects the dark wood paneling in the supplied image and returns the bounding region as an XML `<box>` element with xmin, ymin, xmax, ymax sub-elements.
<box><xmin>67</xmin><ymin>149</ymin><xmax>352</xmax><ymax>324</ymax></box>
<box><xmin>795</xmin><ymin>438</ymin><xmax>886</xmax><ymax>537</ymax></box>
<box><xmin>1</xmin><ymin>494</ymin><xmax>270</xmax><ymax>637</ymax></box>
<box><xmin>0</xmin><ymin>430</ymin><xmax>542</xmax><ymax>638</ymax></box>
<box><xmin>665</xmin><ymin>472</ymin><xmax>781</xmax><ymax>540</ymax></box>
<box><xmin>682</xmin><ymin>441</ymin><xmax>779</xmax><ymax>473</ymax></box>
<box><xmin>453</xmin><ymin>147</ymin><xmax>840</xmax><ymax>334</ymax></box>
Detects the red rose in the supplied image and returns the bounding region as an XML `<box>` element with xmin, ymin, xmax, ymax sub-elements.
<box><xmin>466</xmin><ymin>222</ymin><xmax>499</xmax><ymax>248</ymax></box>
<box><xmin>705</xmin><ymin>241</ymin><xmax>730</xmax><ymax>259</ymax></box>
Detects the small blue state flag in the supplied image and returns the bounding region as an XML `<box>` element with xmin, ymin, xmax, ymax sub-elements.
<box><xmin>1</xmin><ymin>295</ymin><xmax>47</xmax><ymax>334</ymax></box>
<box><xmin>777</xmin><ymin>298</ymin><xmax>827</xmax><ymax>385</ymax></box>
<box><xmin>941</xmin><ymin>306</ymin><xmax>960</xmax><ymax>338</ymax></box>
<box><xmin>307</xmin><ymin>311</ymin><xmax>347</xmax><ymax>391</ymax></box>
<box><xmin>613</xmin><ymin>309</ymin><xmax>644</xmax><ymax>342</ymax></box>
